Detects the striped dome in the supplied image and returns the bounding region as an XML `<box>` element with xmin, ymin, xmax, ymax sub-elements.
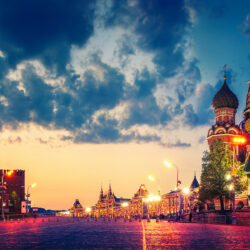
<box><xmin>212</xmin><ymin>79</ymin><xmax>238</xmax><ymax>109</ymax></box>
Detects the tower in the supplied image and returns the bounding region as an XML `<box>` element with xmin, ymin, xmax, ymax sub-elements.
<box><xmin>243</xmin><ymin>81</ymin><xmax>250</xmax><ymax>172</ymax></box>
<box><xmin>190</xmin><ymin>173</ymin><xmax>199</xmax><ymax>191</ymax></box>
<box><xmin>243</xmin><ymin>81</ymin><xmax>250</xmax><ymax>150</ymax></box>
<box><xmin>207</xmin><ymin>74</ymin><xmax>240</xmax><ymax>146</ymax></box>
<box><xmin>99</xmin><ymin>186</ymin><xmax>104</xmax><ymax>201</ymax></box>
<box><xmin>108</xmin><ymin>183</ymin><xmax>113</xmax><ymax>197</ymax></box>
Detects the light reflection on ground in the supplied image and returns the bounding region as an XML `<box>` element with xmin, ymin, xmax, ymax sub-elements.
<box><xmin>0</xmin><ymin>217</ymin><xmax>249</xmax><ymax>249</ymax></box>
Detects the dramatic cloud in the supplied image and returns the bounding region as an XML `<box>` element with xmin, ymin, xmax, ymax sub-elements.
<box><xmin>0</xmin><ymin>0</ymin><xmax>96</xmax><ymax>73</ymax></box>
<box><xmin>0</xmin><ymin>0</ymin><xmax>213</xmax><ymax>147</ymax></box>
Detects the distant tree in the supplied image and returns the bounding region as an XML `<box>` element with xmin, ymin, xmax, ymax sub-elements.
<box><xmin>199</xmin><ymin>139</ymin><xmax>247</xmax><ymax>211</ymax></box>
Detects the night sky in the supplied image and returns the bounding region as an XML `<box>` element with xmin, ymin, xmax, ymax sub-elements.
<box><xmin>0</xmin><ymin>0</ymin><xmax>250</xmax><ymax>209</ymax></box>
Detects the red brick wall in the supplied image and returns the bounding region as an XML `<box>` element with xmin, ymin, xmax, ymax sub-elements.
<box><xmin>0</xmin><ymin>169</ymin><xmax>25</xmax><ymax>213</ymax></box>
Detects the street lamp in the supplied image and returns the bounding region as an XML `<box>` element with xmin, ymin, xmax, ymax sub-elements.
<box><xmin>86</xmin><ymin>207</ymin><xmax>91</xmax><ymax>213</ymax></box>
<box><xmin>1</xmin><ymin>170</ymin><xmax>14</xmax><ymax>220</ymax></box>
<box><xmin>163</xmin><ymin>160</ymin><xmax>181</xmax><ymax>217</ymax></box>
<box><xmin>148</xmin><ymin>175</ymin><xmax>155</xmax><ymax>182</ymax></box>
<box><xmin>230</xmin><ymin>135</ymin><xmax>247</xmax><ymax>225</ymax></box>
<box><xmin>148</xmin><ymin>175</ymin><xmax>161</xmax><ymax>195</ymax></box>
<box><xmin>26</xmin><ymin>183</ymin><xmax>37</xmax><ymax>213</ymax></box>
<box><xmin>183</xmin><ymin>187</ymin><xmax>190</xmax><ymax>195</ymax></box>
<box><xmin>163</xmin><ymin>160</ymin><xmax>180</xmax><ymax>189</ymax></box>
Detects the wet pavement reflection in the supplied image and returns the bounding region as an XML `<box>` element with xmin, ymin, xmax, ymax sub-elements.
<box><xmin>0</xmin><ymin>217</ymin><xmax>249</xmax><ymax>249</ymax></box>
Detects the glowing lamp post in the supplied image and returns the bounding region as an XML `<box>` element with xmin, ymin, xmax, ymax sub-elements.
<box><xmin>163</xmin><ymin>161</ymin><xmax>180</xmax><ymax>189</ymax></box>
<box><xmin>163</xmin><ymin>160</ymin><xmax>181</xmax><ymax>216</ymax></box>
<box><xmin>1</xmin><ymin>170</ymin><xmax>14</xmax><ymax>220</ymax></box>
<box><xmin>86</xmin><ymin>207</ymin><xmax>91</xmax><ymax>213</ymax></box>
<box><xmin>230</xmin><ymin>136</ymin><xmax>247</xmax><ymax>225</ymax></box>
<box><xmin>26</xmin><ymin>183</ymin><xmax>37</xmax><ymax>213</ymax></box>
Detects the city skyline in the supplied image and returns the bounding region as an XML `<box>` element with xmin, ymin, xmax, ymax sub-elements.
<box><xmin>0</xmin><ymin>0</ymin><xmax>250</xmax><ymax>210</ymax></box>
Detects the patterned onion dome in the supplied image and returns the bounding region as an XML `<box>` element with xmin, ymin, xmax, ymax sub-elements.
<box><xmin>212</xmin><ymin>78</ymin><xmax>239</xmax><ymax>109</ymax></box>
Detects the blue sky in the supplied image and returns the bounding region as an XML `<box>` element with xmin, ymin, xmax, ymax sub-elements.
<box><xmin>0</xmin><ymin>0</ymin><xmax>250</xmax><ymax>208</ymax></box>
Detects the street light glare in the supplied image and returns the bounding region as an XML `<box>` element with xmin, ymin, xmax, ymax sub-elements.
<box><xmin>226</xmin><ymin>174</ymin><xmax>231</xmax><ymax>181</ymax></box>
<box><xmin>163</xmin><ymin>160</ymin><xmax>172</xmax><ymax>168</ymax></box>
<box><xmin>86</xmin><ymin>207</ymin><xmax>91</xmax><ymax>212</ymax></box>
<box><xmin>233</xmin><ymin>136</ymin><xmax>247</xmax><ymax>144</ymax></box>
<box><xmin>7</xmin><ymin>170</ymin><xmax>14</xmax><ymax>176</ymax></box>
<box><xmin>122</xmin><ymin>202</ymin><xmax>129</xmax><ymax>207</ymax></box>
<box><xmin>148</xmin><ymin>175</ymin><xmax>155</xmax><ymax>182</ymax></box>
<box><xmin>229</xmin><ymin>185</ymin><xmax>233</xmax><ymax>191</ymax></box>
<box><xmin>31</xmin><ymin>183</ymin><xmax>37</xmax><ymax>188</ymax></box>
<box><xmin>145</xmin><ymin>194</ymin><xmax>161</xmax><ymax>202</ymax></box>
<box><xmin>183</xmin><ymin>187</ymin><xmax>190</xmax><ymax>194</ymax></box>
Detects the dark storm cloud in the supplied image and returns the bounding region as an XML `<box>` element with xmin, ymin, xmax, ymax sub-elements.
<box><xmin>0</xmin><ymin>0</ymin><xmax>205</xmax><ymax>146</ymax></box>
<box><xmin>0</xmin><ymin>55</ymin><xmax>126</xmax><ymax>131</ymax></box>
<box><xmin>102</xmin><ymin>0</ymin><xmax>190</xmax><ymax>77</ymax></box>
<box><xmin>54</xmin><ymin>55</ymin><xmax>126</xmax><ymax>130</ymax></box>
<box><xmin>123</xmin><ymin>68</ymin><xmax>171</xmax><ymax>128</ymax></box>
<box><xmin>0</xmin><ymin>0</ymin><xmax>96</xmax><ymax>73</ymax></box>
<box><xmin>0</xmin><ymin>64</ymin><xmax>54</xmax><ymax>126</ymax></box>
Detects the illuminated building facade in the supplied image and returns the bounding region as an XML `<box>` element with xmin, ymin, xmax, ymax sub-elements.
<box><xmin>70</xmin><ymin>199</ymin><xmax>84</xmax><ymax>217</ymax></box>
<box><xmin>160</xmin><ymin>190</ymin><xmax>181</xmax><ymax>215</ymax></box>
<box><xmin>160</xmin><ymin>175</ymin><xmax>199</xmax><ymax>216</ymax></box>
<box><xmin>94</xmin><ymin>184</ymin><xmax>130</xmax><ymax>218</ymax></box>
<box><xmin>207</xmin><ymin>73</ymin><xmax>250</xmax><ymax>209</ymax></box>
<box><xmin>0</xmin><ymin>169</ymin><xmax>25</xmax><ymax>214</ymax></box>
<box><xmin>129</xmin><ymin>184</ymin><xmax>149</xmax><ymax>217</ymax></box>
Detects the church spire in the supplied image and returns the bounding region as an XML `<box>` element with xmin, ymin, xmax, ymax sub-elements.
<box><xmin>190</xmin><ymin>173</ymin><xmax>199</xmax><ymax>190</ymax></box>
<box><xmin>99</xmin><ymin>185</ymin><xmax>104</xmax><ymax>200</ymax></box>
<box><xmin>108</xmin><ymin>183</ymin><xmax>112</xmax><ymax>196</ymax></box>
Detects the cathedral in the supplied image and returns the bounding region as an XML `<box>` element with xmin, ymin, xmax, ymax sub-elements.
<box><xmin>207</xmin><ymin>73</ymin><xmax>250</xmax><ymax>208</ymax></box>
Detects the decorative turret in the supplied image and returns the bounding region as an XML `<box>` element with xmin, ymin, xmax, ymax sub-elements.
<box><xmin>207</xmin><ymin>70</ymin><xmax>241</xmax><ymax>147</ymax></box>
<box><xmin>70</xmin><ymin>199</ymin><xmax>84</xmax><ymax>217</ymax></box>
<box><xmin>212</xmin><ymin>77</ymin><xmax>239</xmax><ymax>110</ymax></box>
<box><xmin>108</xmin><ymin>183</ymin><xmax>112</xmax><ymax>197</ymax></box>
<box><xmin>212</xmin><ymin>76</ymin><xmax>238</xmax><ymax>125</ymax></box>
<box><xmin>190</xmin><ymin>173</ymin><xmax>199</xmax><ymax>191</ymax></box>
<box><xmin>99</xmin><ymin>186</ymin><xmax>104</xmax><ymax>201</ymax></box>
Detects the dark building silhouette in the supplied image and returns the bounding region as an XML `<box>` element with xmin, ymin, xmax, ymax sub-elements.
<box><xmin>0</xmin><ymin>169</ymin><xmax>25</xmax><ymax>213</ymax></box>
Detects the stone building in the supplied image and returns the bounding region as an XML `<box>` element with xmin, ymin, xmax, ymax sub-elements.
<box><xmin>94</xmin><ymin>185</ymin><xmax>130</xmax><ymax>218</ymax></box>
<box><xmin>70</xmin><ymin>199</ymin><xmax>84</xmax><ymax>217</ymax></box>
<box><xmin>160</xmin><ymin>190</ymin><xmax>181</xmax><ymax>216</ymax></box>
<box><xmin>0</xmin><ymin>169</ymin><xmax>25</xmax><ymax>214</ymax></box>
<box><xmin>129</xmin><ymin>184</ymin><xmax>149</xmax><ymax>217</ymax></box>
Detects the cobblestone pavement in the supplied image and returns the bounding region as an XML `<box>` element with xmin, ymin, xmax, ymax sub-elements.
<box><xmin>0</xmin><ymin>217</ymin><xmax>249</xmax><ymax>249</ymax></box>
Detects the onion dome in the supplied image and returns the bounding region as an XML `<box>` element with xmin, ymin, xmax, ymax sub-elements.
<box><xmin>212</xmin><ymin>78</ymin><xmax>238</xmax><ymax>109</ymax></box>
